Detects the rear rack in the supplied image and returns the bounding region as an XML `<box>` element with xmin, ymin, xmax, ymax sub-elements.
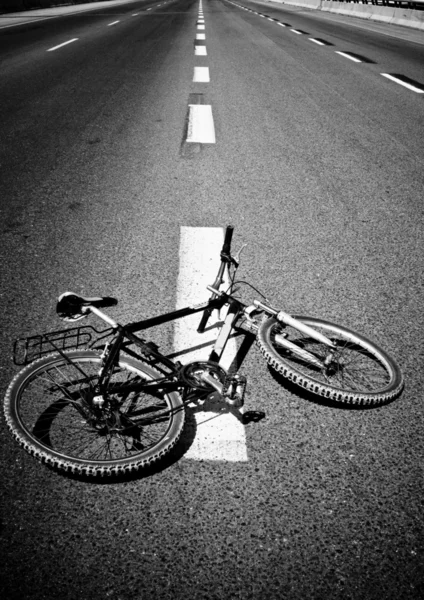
<box><xmin>13</xmin><ymin>325</ymin><xmax>114</xmax><ymax>366</ymax></box>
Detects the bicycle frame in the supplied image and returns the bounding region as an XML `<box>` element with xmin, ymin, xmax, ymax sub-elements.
<box><xmin>54</xmin><ymin>225</ymin><xmax>337</xmax><ymax>399</ymax></box>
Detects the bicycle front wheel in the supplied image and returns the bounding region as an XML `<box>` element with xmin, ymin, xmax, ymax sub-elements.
<box><xmin>258</xmin><ymin>316</ymin><xmax>403</xmax><ymax>406</ymax></box>
<box><xmin>4</xmin><ymin>350</ymin><xmax>185</xmax><ymax>477</ymax></box>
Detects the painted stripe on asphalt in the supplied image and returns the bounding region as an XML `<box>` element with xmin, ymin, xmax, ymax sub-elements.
<box><xmin>186</xmin><ymin>104</ymin><xmax>215</xmax><ymax>143</ymax></box>
<box><xmin>335</xmin><ymin>51</ymin><xmax>362</xmax><ymax>63</ymax></box>
<box><xmin>107</xmin><ymin>20</ymin><xmax>120</xmax><ymax>26</ymax></box>
<box><xmin>47</xmin><ymin>38</ymin><xmax>78</xmax><ymax>51</ymax></box>
<box><xmin>197</xmin><ymin>24</ymin><xmax>205</xmax><ymax>29</ymax></box>
<box><xmin>196</xmin><ymin>33</ymin><xmax>206</xmax><ymax>40</ymax></box>
<box><xmin>195</xmin><ymin>45</ymin><xmax>207</xmax><ymax>55</ymax></box>
<box><xmin>193</xmin><ymin>66</ymin><xmax>210</xmax><ymax>82</ymax></box>
<box><xmin>175</xmin><ymin>227</ymin><xmax>248</xmax><ymax>462</ymax></box>
<box><xmin>381</xmin><ymin>73</ymin><xmax>424</xmax><ymax>93</ymax></box>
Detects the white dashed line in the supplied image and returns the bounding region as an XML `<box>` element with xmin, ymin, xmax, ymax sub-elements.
<box><xmin>290</xmin><ymin>29</ymin><xmax>302</xmax><ymax>35</ymax></box>
<box><xmin>195</xmin><ymin>45</ymin><xmax>207</xmax><ymax>56</ymax></box>
<box><xmin>309</xmin><ymin>38</ymin><xmax>325</xmax><ymax>45</ymax></box>
<box><xmin>335</xmin><ymin>51</ymin><xmax>362</xmax><ymax>63</ymax></box>
<box><xmin>107</xmin><ymin>21</ymin><xmax>120</xmax><ymax>26</ymax></box>
<box><xmin>381</xmin><ymin>73</ymin><xmax>424</xmax><ymax>93</ymax></box>
<box><xmin>277</xmin><ymin>22</ymin><xmax>286</xmax><ymax>27</ymax></box>
<box><xmin>196</xmin><ymin>33</ymin><xmax>206</xmax><ymax>40</ymax></box>
<box><xmin>193</xmin><ymin>66</ymin><xmax>210</xmax><ymax>82</ymax></box>
<box><xmin>47</xmin><ymin>38</ymin><xmax>78</xmax><ymax>52</ymax></box>
<box><xmin>175</xmin><ymin>227</ymin><xmax>247</xmax><ymax>463</ymax></box>
<box><xmin>197</xmin><ymin>24</ymin><xmax>205</xmax><ymax>30</ymax></box>
<box><xmin>186</xmin><ymin>105</ymin><xmax>215</xmax><ymax>143</ymax></box>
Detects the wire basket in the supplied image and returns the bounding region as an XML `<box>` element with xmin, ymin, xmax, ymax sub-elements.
<box><xmin>13</xmin><ymin>325</ymin><xmax>113</xmax><ymax>366</ymax></box>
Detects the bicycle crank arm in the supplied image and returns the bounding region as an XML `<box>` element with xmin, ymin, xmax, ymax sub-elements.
<box><xmin>200</xmin><ymin>372</ymin><xmax>245</xmax><ymax>408</ymax></box>
<box><xmin>200</xmin><ymin>372</ymin><xmax>224</xmax><ymax>393</ymax></box>
<box><xmin>254</xmin><ymin>301</ymin><xmax>335</xmax><ymax>349</ymax></box>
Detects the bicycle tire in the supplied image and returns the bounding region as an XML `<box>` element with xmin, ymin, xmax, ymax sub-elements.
<box><xmin>257</xmin><ymin>316</ymin><xmax>404</xmax><ymax>406</ymax></box>
<box><xmin>4</xmin><ymin>350</ymin><xmax>185</xmax><ymax>477</ymax></box>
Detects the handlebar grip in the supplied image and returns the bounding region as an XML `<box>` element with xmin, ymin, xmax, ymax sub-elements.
<box><xmin>221</xmin><ymin>225</ymin><xmax>234</xmax><ymax>255</ymax></box>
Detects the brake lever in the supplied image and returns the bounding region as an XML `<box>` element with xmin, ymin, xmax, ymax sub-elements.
<box><xmin>232</xmin><ymin>243</ymin><xmax>247</xmax><ymax>267</ymax></box>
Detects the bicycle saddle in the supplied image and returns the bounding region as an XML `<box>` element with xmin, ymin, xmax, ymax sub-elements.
<box><xmin>57</xmin><ymin>291</ymin><xmax>118</xmax><ymax>321</ymax></box>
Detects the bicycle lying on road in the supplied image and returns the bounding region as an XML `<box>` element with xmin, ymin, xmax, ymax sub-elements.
<box><xmin>3</xmin><ymin>226</ymin><xmax>404</xmax><ymax>478</ymax></box>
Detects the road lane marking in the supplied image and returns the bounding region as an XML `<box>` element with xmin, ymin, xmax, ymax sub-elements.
<box><xmin>309</xmin><ymin>38</ymin><xmax>325</xmax><ymax>45</ymax></box>
<box><xmin>335</xmin><ymin>51</ymin><xmax>362</xmax><ymax>63</ymax></box>
<box><xmin>381</xmin><ymin>73</ymin><xmax>424</xmax><ymax>93</ymax></box>
<box><xmin>196</xmin><ymin>33</ymin><xmax>206</xmax><ymax>40</ymax></box>
<box><xmin>186</xmin><ymin>105</ymin><xmax>215</xmax><ymax>143</ymax></box>
<box><xmin>290</xmin><ymin>29</ymin><xmax>302</xmax><ymax>34</ymax></box>
<box><xmin>107</xmin><ymin>20</ymin><xmax>120</xmax><ymax>26</ymax></box>
<box><xmin>193</xmin><ymin>66</ymin><xmax>210</xmax><ymax>82</ymax></box>
<box><xmin>197</xmin><ymin>24</ymin><xmax>205</xmax><ymax>30</ymax></box>
<box><xmin>175</xmin><ymin>227</ymin><xmax>248</xmax><ymax>462</ymax></box>
<box><xmin>47</xmin><ymin>38</ymin><xmax>78</xmax><ymax>52</ymax></box>
<box><xmin>195</xmin><ymin>45</ymin><xmax>207</xmax><ymax>56</ymax></box>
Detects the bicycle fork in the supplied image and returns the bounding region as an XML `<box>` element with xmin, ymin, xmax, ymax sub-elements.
<box><xmin>254</xmin><ymin>300</ymin><xmax>336</xmax><ymax>369</ymax></box>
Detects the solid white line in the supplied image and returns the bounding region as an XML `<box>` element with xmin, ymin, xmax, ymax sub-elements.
<box><xmin>335</xmin><ymin>51</ymin><xmax>361</xmax><ymax>63</ymax></box>
<box><xmin>175</xmin><ymin>227</ymin><xmax>247</xmax><ymax>462</ymax></box>
<box><xmin>193</xmin><ymin>66</ymin><xmax>210</xmax><ymax>82</ymax></box>
<box><xmin>309</xmin><ymin>38</ymin><xmax>325</xmax><ymax>45</ymax></box>
<box><xmin>195</xmin><ymin>45</ymin><xmax>207</xmax><ymax>56</ymax></box>
<box><xmin>47</xmin><ymin>38</ymin><xmax>78</xmax><ymax>52</ymax></box>
<box><xmin>186</xmin><ymin>104</ymin><xmax>215</xmax><ymax>143</ymax></box>
<box><xmin>196</xmin><ymin>33</ymin><xmax>206</xmax><ymax>40</ymax></box>
<box><xmin>108</xmin><ymin>20</ymin><xmax>120</xmax><ymax>26</ymax></box>
<box><xmin>381</xmin><ymin>73</ymin><xmax>424</xmax><ymax>94</ymax></box>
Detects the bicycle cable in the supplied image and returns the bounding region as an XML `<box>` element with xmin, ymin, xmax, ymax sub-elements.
<box><xmin>226</xmin><ymin>280</ymin><xmax>269</xmax><ymax>302</ymax></box>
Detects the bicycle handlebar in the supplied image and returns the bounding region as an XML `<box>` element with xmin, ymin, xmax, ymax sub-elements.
<box><xmin>197</xmin><ymin>225</ymin><xmax>234</xmax><ymax>334</ymax></box>
<box><xmin>221</xmin><ymin>225</ymin><xmax>234</xmax><ymax>257</ymax></box>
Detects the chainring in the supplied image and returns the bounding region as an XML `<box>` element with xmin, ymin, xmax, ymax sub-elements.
<box><xmin>179</xmin><ymin>361</ymin><xmax>227</xmax><ymax>391</ymax></box>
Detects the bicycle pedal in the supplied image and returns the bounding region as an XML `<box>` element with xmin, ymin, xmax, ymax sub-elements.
<box><xmin>223</xmin><ymin>375</ymin><xmax>246</xmax><ymax>408</ymax></box>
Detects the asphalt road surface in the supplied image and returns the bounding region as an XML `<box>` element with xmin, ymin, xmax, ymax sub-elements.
<box><xmin>0</xmin><ymin>1</ymin><xmax>423</xmax><ymax>598</ymax></box>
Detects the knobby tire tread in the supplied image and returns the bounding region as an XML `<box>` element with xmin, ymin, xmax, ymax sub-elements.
<box><xmin>4</xmin><ymin>350</ymin><xmax>185</xmax><ymax>477</ymax></box>
<box><xmin>257</xmin><ymin>316</ymin><xmax>404</xmax><ymax>406</ymax></box>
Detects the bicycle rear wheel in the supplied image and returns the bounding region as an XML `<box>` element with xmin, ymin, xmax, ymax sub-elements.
<box><xmin>4</xmin><ymin>350</ymin><xmax>185</xmax><ymax>477</ymax></box>
<box><xmin>258</xmin><ymin>316</ymin><xmax>403</xmax><ymax>406</ymax></box>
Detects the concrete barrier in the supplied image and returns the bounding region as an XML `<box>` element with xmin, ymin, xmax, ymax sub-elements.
<box><xmin>0</xmin><ymin>0</ymin><xmax>99</xmax><ymax>13</ymax></box>
<box><xmin>321</xmin><ymin>1</ymin><xmax>424</xmax><ymax>29</ymax></box>
<box><xmin>266</xmin><ymin>0</ymin><xmax>424</xmax><ymax>30</ymax></box>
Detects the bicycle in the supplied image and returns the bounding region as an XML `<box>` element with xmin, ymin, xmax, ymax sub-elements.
<box><xmin>3</xmin><ymin>226</ymin><xmax>404</xmax><ymax>478</ymax></box>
